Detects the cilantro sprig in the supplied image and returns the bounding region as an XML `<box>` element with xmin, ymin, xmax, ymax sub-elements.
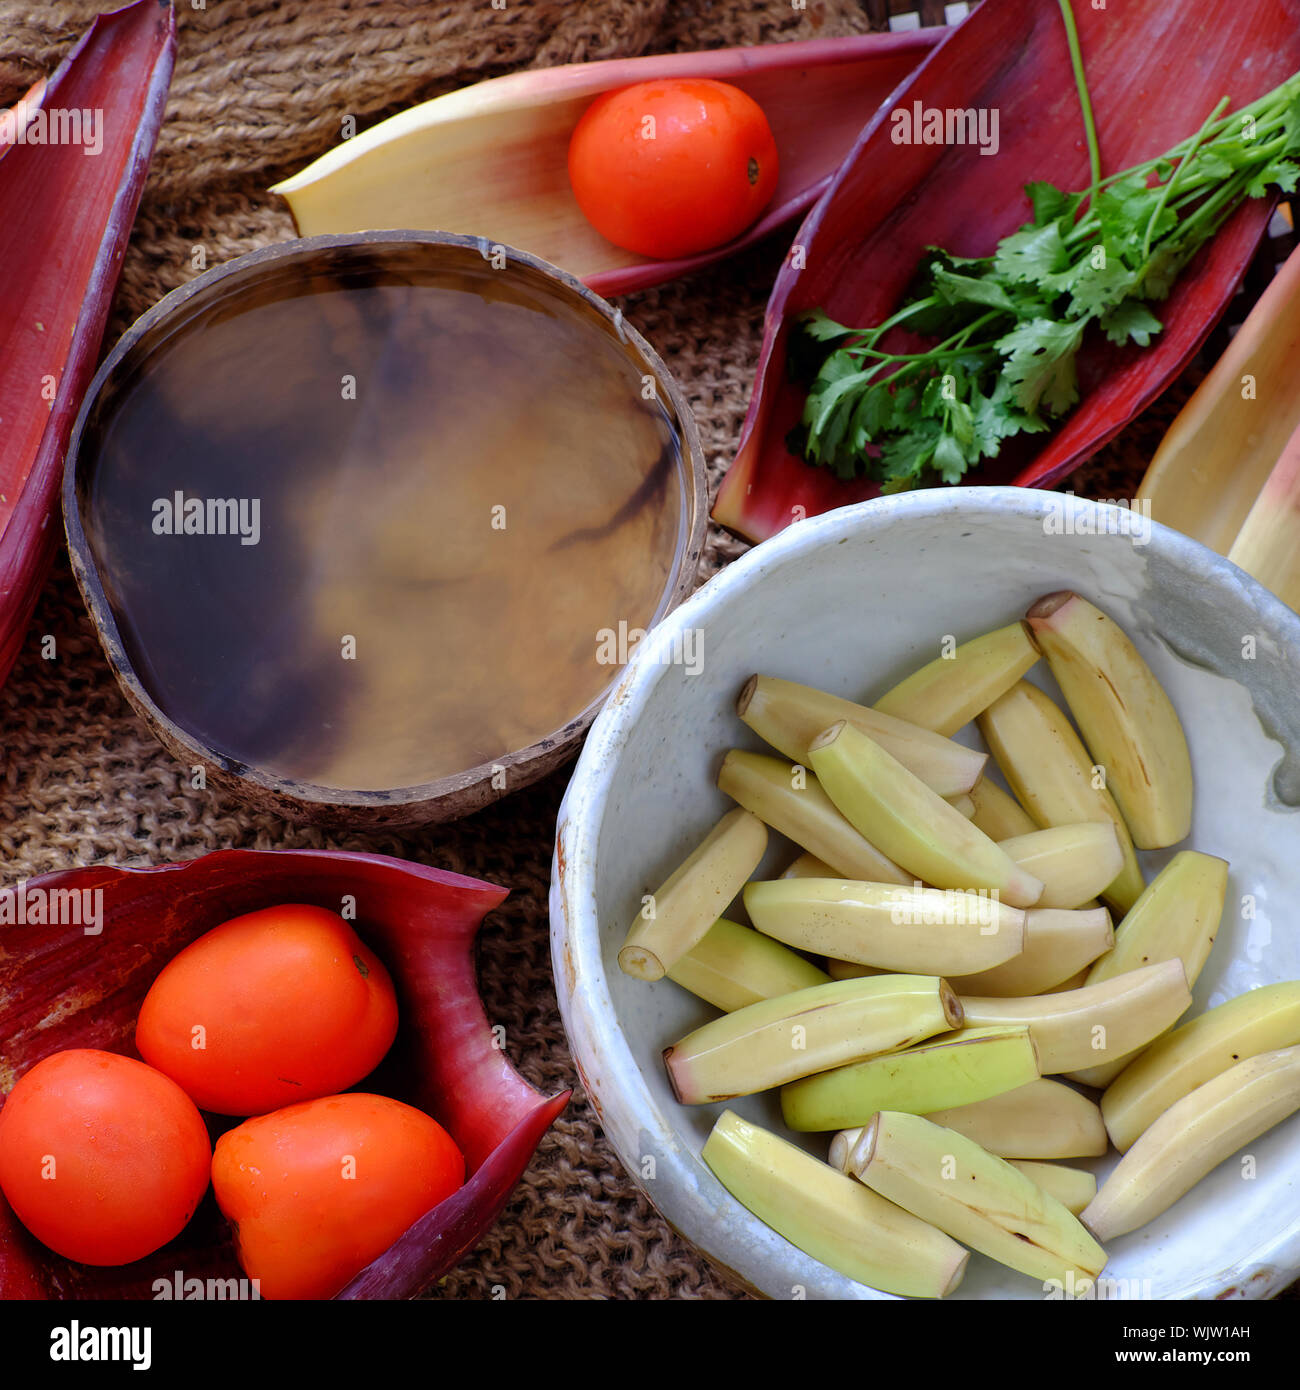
<box><xmin>792</xmin><ymin>3</ymin><xmax>1300</xmax><ymax>490</ymax></box>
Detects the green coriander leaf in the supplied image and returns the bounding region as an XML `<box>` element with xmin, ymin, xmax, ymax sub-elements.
<box><xmin>929</xmin><ymin>263</ymin><xmax>1022</xmax><ymax>315</ymax></box>
<box><xmin>1099</xmin><ymin>299</ymin><xmax>1164</xmax><ymax>347</ymax></box>
<box><xmin>1065</xmin><ymin>257</ymin><xmax>1141</xmax><ymax>318</ymax></box>
<box><xmin>1025</xmin><ymin>180</ymin><xmax>1084</xmax><ymax>228</ymax></box>
<box><xmin>996</xmin><ymin>318</ymin><xmax>1084</xmax><ymax>415</ymax></box>
<box><xmin>799</xmin><ymin>309</ymin><xmax>857</xmax><ymax>343</ymax></box>
<box><xmin>993</xmin><ymin>221</ymin><xmax>1070</xmax><ymax>287</ymax></box>
<box><xmin>932</xmin><ymin>430</ymin><xmax>969</xmax><ymax>485</ymax></box>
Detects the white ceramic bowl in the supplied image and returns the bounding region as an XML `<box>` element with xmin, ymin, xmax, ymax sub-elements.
<box><xmin>550</xmin><ymin>487</ymin><xmax>1300</xmax><ymax>1301</ymax></box>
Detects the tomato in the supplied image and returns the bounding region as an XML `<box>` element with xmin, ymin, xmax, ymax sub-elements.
<box><xmin>135</xmin><ymin>904</ymin><xmax>398</xmax><ymax>1116</ymax></box>
<box><xmin>0</xmin><ymin>1049</ymin><xmax>211</xmax><ymax>1266</ymax></box>
<box><xmin>567</xmin><ymin>78</ymin><xmax>779</xmax><ymax>260</ymax></box>
<box><xmin>211</xmin><ymin>1092</ymin><xmax>464</xmax><ymax>1299</ymax></box>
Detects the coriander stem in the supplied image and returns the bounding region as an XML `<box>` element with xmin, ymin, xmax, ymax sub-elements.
<box><xmin>1140</xmin><ymin>96</ymin><xmax>1230</xmax><ymax>261</ymax></box>
<box><xmin>1056</xmin><ymin>0</ymin><xmax>1101</xmax><ymax>210</ymax></box>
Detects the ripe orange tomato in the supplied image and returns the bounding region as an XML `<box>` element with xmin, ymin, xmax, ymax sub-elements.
<box><xmin>211</xmin><ymin>1092</ymin><xmax>465</xmax><ymax>1299</ymax></box>
<box><xmin>568</xmin><ymin>78</ymin><xmax>779</xmax><ymax>260</ymax></box>
<box><xmin>0</xmin><ymin>1049</ymin><xmax>211</xmax><ymax>1266</ymax></box>
<box><xmin>135</xmin><ymin>904</ymin><xmax>398</xmax><ymax>1116</ymax></box>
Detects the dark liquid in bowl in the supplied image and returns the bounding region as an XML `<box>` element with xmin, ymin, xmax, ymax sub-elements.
<box><xmin>81</xmin><ymin>254</ymin><xmax>686</xmax><ymax>791</ymax></box>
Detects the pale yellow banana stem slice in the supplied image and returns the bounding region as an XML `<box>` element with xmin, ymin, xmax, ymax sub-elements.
<box><xmin>827</xmin><ymin>958</ymin><xmax>886</xmax><ymax>981</ymax></box>
<box><xmin>847</xmin><ymin>1111</ymin><xmax>1108</xmax><ymax>1286</ymax></box>
<box><xmin>666</xmin><ymin>917</ymin><xmax>829</xmax><ymax>1013</ymax></box>
<box><xmin>744</xmin><ymin>878</ymin><xmax>1025</xmax><ymax>976</ymax></box>
<box><xmin>1007</xmin><ymin>1161</ymin><xmax>1097</xmax><ymax>1216</ymax></box>
<box><xmin>959</xmin><ymin>959</ymin><xmax>1192</xmax><ymax>1075</ymax></box>
<box><xmin>808</xmin><ymin>721</ymin><xmax>1043</xmax><ymax>908</ymax></box>
<box><xmin>968</xmin><ymin>777</ymin><xmax>1038</xmax><ymax>841</ymax></box>
<box><xmin>1083</xmin><ymin>1046</ymin><xmax>1300</xmax><ymax>1242</ymax></box>
<box><xmin>949</xmin><ymin>906</ymin><xmax>1114</xmax><ymax>997</ymax></box>
<box><xmin>704</xmin><ymin>1110</ymin><xmax>968</xmax><ymax>1299</ymax></box>
<box><xmin>925</xmin><ymin>1078</ymin><xmax>1108</xmax><ymax>1159</ymax></box>
<box><xmin>831</xmin><ymin>1135</ymin><xmax>1097</xmax><ymax>1228</ymax></box>
<box><xmin>717</xmin><ymin>749</ymin><xmax>912</xmax><ymax>886</ymax></box>
<box><xmin>1068</xmin><ymin>851</ymin><xmax>1229</xmax><ymax>1087</ymax></box>
<box><xmin>1026</xmin><ymin>592</ymin><xmax>1193</xmax><ymax>850</ymax></box>
<box><xmin>780</xmin><ymin>1024</ymin><xmax>1039</xmax><ymax>1132</ymax></box>
<box><xmin>1102</xmin><ymin>980</ymin><xmax>1300</xmax><ymax>1152</ymax></box>
<box><xmin>978</xmin><ymin>681</ymin><xmax>1145</xmax><ymax>913</ymax></box>
<box><xmin>737</xmin><ymin>675</ymin><xmax>986</xmax><ymax>796</ymax></box>
<box><xmin>664</xmin><ymin>974</ymin><xmax>962</xmax><ymax>1105</ymax></box>
<box><xmin>619</xmin><ymin>807</ymin><xmax>767</xmax><ymax>981</ymax></box>
<box><xmin>947</xmin><ymin>793</ymin><xmax>976</xmax><ymax>819</ymax></box>
<box><xmin>997</xmin><ymin>823</ymin><xmax>1123</xmax><ymax>910</ymax></box>
<box><xmin>872</xmin><ymin>620</ymin><xmax>1041</xmax><ymax>736</ymax></box>
<box><xmin>781</xmin><ymin>851</ymin><xmax>838</xmax><ymax>879</ymax></box>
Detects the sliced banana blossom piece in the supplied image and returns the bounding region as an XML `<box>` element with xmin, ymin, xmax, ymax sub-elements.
<box><xmin>1083</xmin><ymin>1047</ymin><xmax>1300</xmax><ymax>1242</ymax></box>
<box><xmin>925</xmin><ymin>1078</ymin><xmax>1107</xmax><ymax>1159</ymax></box>
<box><xmin>666</xmin><ymin>917</ymin><xmax>829</xmax><ymax>1013</ymax></box>
<box><xmin>1026</xmin><ymin>592</ymin><xmax>1193</xmax><ymax>850</ymax></box>
<box><xmin>737</xmin><ymin>675</ymin><xmax>986</xmax><ymax>796</ymax></box>
<box><xmin>780</xmin><ymin>1024</ymin><xmax>1039</xmax><ymax>1132</ymax></box>
<box><xmin>847</xmin><ymin>1111</ymin><xmax>1108</xmax><ymax>1287</ymax></box>
<box><xmin>873</xmin><ymin>621</ymin><xmax>1040</xmax><ymax>737</ymax></box>
<box><xmin>950</xmin><ymin>907</ymin><xmax>1113</xmax><ymax>998</ymax></box>
<box><xmin>618</xmin><ymin>808</ymin><xmax>767</xmax><ymax>982</ymax></box>
<box><xmin>1102</xmin><ymin>981</ymin><xmax>1300</xmax><ymax>1152</ymax></box>
<box><xmin>718</xmin><ymin>749</ymin><xmax>910</xmax><ymax>885</ymax></box>
<box><xmin>745</xmin><ymin>877</ymin><xmax>1025</xmax><ymax>976</ymax></box>
<box><xmin>960</xmin><ymin>959</ymin><xmax>1192</xmax><ymax>1075</ymax></box>
<box><xmin>663</xmin><ymin>974</ymin><xmax>962</xmax><ymax>1105</ymax></box>
<box><xmin>703</xmin><ymin>1110</ymin><xmax>968</xmax><ymax>1299</ymax></box>
<box><xmin>997</xmin><ymin>823</ymin><xmax>1123</xmax><ymax>910</ymax></box>
<box><xmin>808</xmin><ymin>720</ymin><xmax>1042</xmax><ymax>908</ymax></box>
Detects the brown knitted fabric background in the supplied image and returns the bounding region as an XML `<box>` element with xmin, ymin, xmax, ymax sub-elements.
<box><xmin>0</xmin><ymin>0</ymin><xmax>1294</xmax><ymax>1300</ymax></box>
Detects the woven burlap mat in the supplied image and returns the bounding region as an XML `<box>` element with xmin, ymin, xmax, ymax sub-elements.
<box><xmin>1</xmin><ymin>0</ymin><xmax>1292</xmax><ymax>1301</ymax></box>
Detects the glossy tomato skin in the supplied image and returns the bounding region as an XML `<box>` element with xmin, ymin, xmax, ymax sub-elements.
<box><xmin>0</xmin><ymin>1049</ymin><xmax>211</xmax><ymax>1266</ymax></box>
<box><xmin>211</xmin><ymin>1092</ymin><xmax>465</xmax><ymax>1299</ymax></box>
<box><xmin>568</xmin><ymin>78</ymin><xmax>779</xmax><ymax>260</ymax></box>
<box><xmin>135</xmin><ymin>904</ymin><xmax>398</xmax><ymax>1117</ymax></box>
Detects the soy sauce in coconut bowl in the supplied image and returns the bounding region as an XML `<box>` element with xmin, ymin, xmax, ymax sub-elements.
<box><xmin>64</xmin><ymin>233</ymin><xmax>706</xmax><ymax>827</ymax></box>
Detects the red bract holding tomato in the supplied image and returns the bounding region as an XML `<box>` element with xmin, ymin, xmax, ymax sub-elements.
<box><xmin>568</xmin><ymin>78</ymin><xmax>779</xmax><ymax>260</ymax></box>
<box><xmin>0</xmin><ymin>849</ymin><xmax>569</xmax><ymax>1301</ymax></box>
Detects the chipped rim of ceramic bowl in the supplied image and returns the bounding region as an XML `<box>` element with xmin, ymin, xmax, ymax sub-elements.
<box><xmin>62</xmin><ymin>229</ymin><xmax>708</xmax><ymax>828</ymax></box>
<box><xmin>549</xmin><ymin>485</ymin><xmax>1300</xmax><ymax>1301</ymax></box>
